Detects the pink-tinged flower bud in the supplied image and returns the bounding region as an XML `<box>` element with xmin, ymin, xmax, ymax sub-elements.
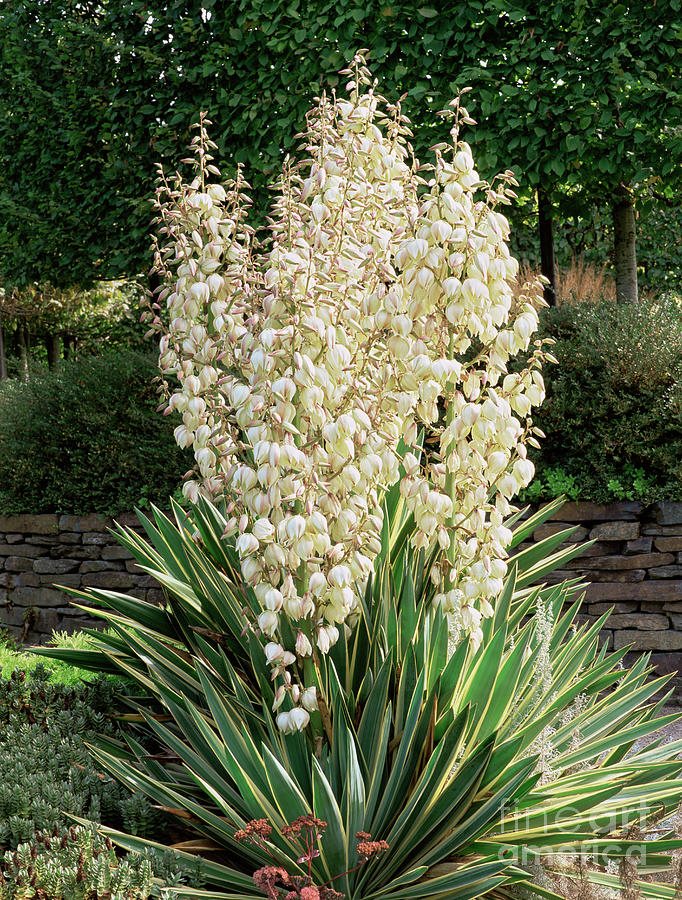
<box><xmin>281</xmin><ymin>651</ymin><xmax>296</xmax><ymax>666</ymax></box>
<box><xmin>295</xmin><ymin>632</ymin><xmax>313</xmax><ymax>657</ymax></box>
<box><xmin>272</xmin><ymin>685</ymin><xmax>287</xmax><ymax>711</ymax></box>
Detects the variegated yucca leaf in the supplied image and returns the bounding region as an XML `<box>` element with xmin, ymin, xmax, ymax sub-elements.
<box><xmin>35</xmin><ymin>496</ymin><xmax>682</xmax><ymax>899</ymax></box>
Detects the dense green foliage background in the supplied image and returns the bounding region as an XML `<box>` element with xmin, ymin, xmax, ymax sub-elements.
<box><xmin>1</xmin><ymin>0</ymin><xmax>680</xmax><ymax>288</ymax></box>
<box><xmin>0</xmin><ymin>351</ymin><xmax>189</xmax><ymax>515</ymax></box>
<box><xmin>524</xmin><ymin>294</ymin><xmax>682</xmax><ymax>503</ymax></box>
<box><xmin>0</xmin><ymin>0</ymin><xmax>679</xmax><ymax>510</ymax></box>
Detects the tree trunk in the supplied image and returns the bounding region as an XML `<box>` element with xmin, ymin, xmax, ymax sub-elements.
<box><xmin>45</xmin><ymin>332</ymin><xmax>61</xmax><ymax>370</ymax></box>
<box><xmin>18</xmin><ymin>325</ymin><xmax>29</xmax><ymax>380</ymax></box>
<box><xmin>612</xmin><ymin>186</ymin><xmax>638</xmax><ymax>304</ymax></box>
<box><xmin>538</xmin><ymin>187</ymin><xmax>557</xmax><ymax>306</ymax></box>
<box><xmin>0</xmin><ymin>310</ymin><xmax>6</xmax><ymax>380</ymax></box>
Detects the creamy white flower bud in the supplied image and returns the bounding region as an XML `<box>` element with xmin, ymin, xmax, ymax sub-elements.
<box><xmin>328</xmin><ymin>565</ymin><xmax>351</xmax><ymax>588</ymax></box>
<box><xmin>316</xmin><ymin>627</ymin><xmax>330</xmax><ymax>654</ymax></box>
<box><xmin>276</xmin><ymin>711</ymin><xmax>292</xmax><ymax>732</ymax></box>
<box><xmin>301</xmin><ymin>686</ymin><xmax>318</xmax><ymax>711</ymax></box>
<box><xmin>264</xmin><ymin>641</ymin><xmax>284</xmax><ymax>664</ymax></box>
<box><xmin>252</xmin><ymin>518</ymin><xmax>275</xmax><ymax>542</ymax></box>
<box><xmin>236</xmin><ymin>533</ymin><xmax>259</xmax><ymax>556</ymax></box>
<box><xmin>286</xmin><ymin>515</ymin><xmax>306</xmax><ymax>542</ymax></box>
<box><xmin>264</xmin><ymin>588</ymin><xmax>284</xmax><ymax>612</ymax></box>
<box><xmin>289</xmin><ymin>707</ymin><xmax>310</xmax><ymax>731</ymax></box>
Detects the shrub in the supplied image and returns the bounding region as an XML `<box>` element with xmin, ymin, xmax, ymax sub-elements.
<box><xmin>0</xmin><ymin>350</ymin><xmax>191</xmax><ymax>515</ymax></box>
<box><xmin>0</xmin><ymin>824</ymin><xmax>206</xmax><ymax>900</ymax></box>
<box><xmin>0</xmin><ymin>665</ymin><xmax>163</xmax><ymax>849</ymax></box>
<box><xmin>525</xmin><ymin>293</ymin><xmax>682</xmax><ymax>502</ymax></box>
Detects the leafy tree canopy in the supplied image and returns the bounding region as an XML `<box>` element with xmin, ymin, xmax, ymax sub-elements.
<box><xmin>0</xmin><ymin>0</ymin><xmax>679</xmax><ymax>287</ymax></box>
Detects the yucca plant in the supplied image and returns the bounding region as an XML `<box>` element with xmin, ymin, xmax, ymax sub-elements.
<box><xmin>34</xmin><ymin>55</ymin><xmax>682</xmax><ymax>900</ymax></box>
<box><xmin>36</xmin><ymin>493</ymin><xmax>682</xmax><ymax>900</ymax></box>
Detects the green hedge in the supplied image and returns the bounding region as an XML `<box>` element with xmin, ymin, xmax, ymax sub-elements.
<box><xmin>524</xmin><ymin>294</ymin><xmax>682</xmax><ymax>503</ymax></box>
<box><xmin>0</xmin><ymin>351</ymin><xmax>190</xmax><ymax>516</ymax></box>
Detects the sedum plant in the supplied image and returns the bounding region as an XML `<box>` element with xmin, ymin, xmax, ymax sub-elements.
<box><xmin>146</xmin><ymin>55</ymin><xmax>550</xmax><ymax>730</ymax></box>
<box><xmin>0</xmin><ymin>825</ymin><xmax>154</xmax><ymax>900</ymax></box>
<box><xmin>0</xmin><ymin>666</ymin><xmax>163</xmax><ymax>849</ymax></box>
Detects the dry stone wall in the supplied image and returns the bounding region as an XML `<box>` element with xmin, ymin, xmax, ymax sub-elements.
<box><xmin>0</xmin><ymin>503</ymin><xmax>681</xmax><ymax>674</ymax></box>
<box><xmin>518</xmin><ymin>500</ymin><xmax>682</xmax><ymax>681</ymax></box>
<box><xmin>0</xmin><ymin>513</ymin><xmax>164</xmax><ymax>642</ymax></box>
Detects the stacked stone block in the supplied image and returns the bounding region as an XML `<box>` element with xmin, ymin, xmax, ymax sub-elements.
<box><xmin>0</xmin><ymin>513</ymin><xmax>165</xmax><ymax>642</ymax></box>
<box><xmin>517</xmin><ymin>500</ymin><xmax>682</xmax><ymax>679</ymax></box>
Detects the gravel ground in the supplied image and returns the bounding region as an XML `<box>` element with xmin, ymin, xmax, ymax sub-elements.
<box><xmin>635</xmin><ymin>708</ymin><xmax>682</xmax><ymax>854</ymax></box>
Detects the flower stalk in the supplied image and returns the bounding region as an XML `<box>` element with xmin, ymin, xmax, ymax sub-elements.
<box><xmin>147</xmin><ymin>55</ymin><xmax>550</xmax><ymax>732</ymax></box>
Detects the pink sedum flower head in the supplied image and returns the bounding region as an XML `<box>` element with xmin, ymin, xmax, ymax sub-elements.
<box><xmin>149</xmin><ymin>55</ymin><xmax>550</xmax><ymax>733</ymax></box>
